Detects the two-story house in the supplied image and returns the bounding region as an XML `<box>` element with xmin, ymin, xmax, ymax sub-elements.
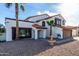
<box><xmin>5</xmin><ymin>14</ymin><xmax>74</xmax><ymax>41</ymax></box>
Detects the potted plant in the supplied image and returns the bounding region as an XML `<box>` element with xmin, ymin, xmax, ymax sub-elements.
<box><xmin>47</xmin><ymin>20</ymin><xmax>56</xmax><ymax>45</ymax></box>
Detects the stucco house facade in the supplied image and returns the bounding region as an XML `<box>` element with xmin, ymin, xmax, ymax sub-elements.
<box><xmin>5</xmin><ymin>14</ymin><xmax>76</xmax><ymax>41</ymax></box>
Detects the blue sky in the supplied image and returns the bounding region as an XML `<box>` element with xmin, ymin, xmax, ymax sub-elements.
<box><xmin>0</xmin><ymin>3</ymin><xmax>79</xmax><ymax>26</ymax></box>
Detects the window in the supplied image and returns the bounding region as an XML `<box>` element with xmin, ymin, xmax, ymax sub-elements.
<box><xmin>19</xmin><ymin>29</ymin><xmax>26</xmax><ymax>37</ymax></box>
<box><xmin>19</xmin><ymin>29</ymin><xmax>31</xmax><ymax>38</ymax></box>
<box><xmin>42</xmin><ymin>21</ymin><xmax>45</xmax><ymax>27</ymax></box>
<box><xmin>62</xmin><ymin>20</ymin><xmax>65</xmax><ymax>25</ymax></box>
<box><xmin>55</xmin><ymin>18</ymin><xmax>61</xmax><ymax>26</ymax></box>
<box><xmin>57</xmin><ymin>20</ymin><xmax>61</xmax><ymax>25</ymax></box>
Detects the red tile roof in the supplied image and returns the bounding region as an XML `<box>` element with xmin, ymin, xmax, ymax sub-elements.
<box><xmin>32</xmin><ymin>24</ymin><xmax>47</xmax><ymax>29</ymax></box>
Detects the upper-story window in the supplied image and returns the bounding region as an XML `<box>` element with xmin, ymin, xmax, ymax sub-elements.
<box><xmin>62</xmin><ymin>20</ymin><xmax>65</xmax><ymax>25</ymax></box>
<box><xmin>55</xmin><ymin>18</ymin><xmax>61</xmax><ymax>26</ymax></box>
<box><xmin>57</xmin><ymin>20</ymin><xmax>61</xmax><ymax>25</ymax></box>
<box><xmin>42</xmin><ymin>21</ymin><xmax>45</xmax><ymax>27</ymax></box>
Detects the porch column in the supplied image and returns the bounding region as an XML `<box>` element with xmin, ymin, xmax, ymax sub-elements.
<box><xmin>43</xmin><ymin>30</ymin><xmax>46</xmax><ymax>39</ymax></box>
<box><xmin>6</xmin><ymin>27</ymin><xmax>12</xmax><ymax>41</ymax></box>
<box><xmin>35</xmin><ymin>30</ymin><xmax>38</xmax><ymax>40</ymax></box>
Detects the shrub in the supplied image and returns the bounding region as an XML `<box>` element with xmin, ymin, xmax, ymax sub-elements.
<box><xmin>0</xmin><ymin>28</ymin><xmax>5</xmax><ymax>33</ymax></box>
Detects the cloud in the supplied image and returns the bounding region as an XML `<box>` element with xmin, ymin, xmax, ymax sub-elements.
<box><xmin>37</xmin><ymin>3</ymin><xmax>79</xmax><ymax>26</ymax></box>
<box><xmin>37</xmin><ymin>11</ymin><xmax>59</xmax><ymax>16</ymax></box>
<box><xmin>59</xmin><ymin>3</ymin><xmax>79</xmax><ymax>26</ymax></box>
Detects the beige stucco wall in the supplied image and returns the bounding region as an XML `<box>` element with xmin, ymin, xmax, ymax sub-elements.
<box><xmin>72</xmin><ymin>29</ymin><xmax>77</xmax><ymax>36</ymax></box>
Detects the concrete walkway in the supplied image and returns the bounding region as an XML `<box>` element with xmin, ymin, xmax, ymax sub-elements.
<box><xmin>56</xmin><ymin>37</ymin><xmax>75</xmax><ymax>44</ymax></box>
<box><xmin>73</xmin><ymin>37</ymin><xmax>79</xmax><ymax>41</ymax></box>
<box><xmin>36</xmin><ymin>40</ymin><xmax>79</xmax><ymax>56</ymax></box>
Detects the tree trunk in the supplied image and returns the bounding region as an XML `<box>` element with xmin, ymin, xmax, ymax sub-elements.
<box><xmin>50</xmin><ymin>26</ymin><xmax>53</xmax><ymax>40</ymax></box>
<box><xmin>15</xmin><ymin>3</ymin><xmax>19</xmax><ymax>40</ymax></box>
<box><xmin>50</xmin><ymin>26</ymin><xmax>52</xmax><ymax>36</ymax></box>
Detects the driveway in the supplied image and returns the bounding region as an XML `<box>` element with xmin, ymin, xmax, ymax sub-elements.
<box><xmin>0</xmin><ymin>39</ymin><xmax>50</xmax><ymax>56</ymax></box>
<box><xmin>0</xmin><ymin>37</ymin><xmax>79</xmax><ymax>56</ymax></box>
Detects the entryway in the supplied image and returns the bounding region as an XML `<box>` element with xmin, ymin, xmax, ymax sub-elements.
<box><xmin>38</xmin><ymin>30</ymin><xmax>43</xmax><ymax>39</ymax></box>
<box><xmin>12</xmin><ymin>27</ymin><xmax>32</xmax><ymax>40</ymax></box>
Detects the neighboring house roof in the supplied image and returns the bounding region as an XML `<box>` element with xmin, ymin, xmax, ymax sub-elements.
<box><xmin>61</xmin><ymin>26</ymin><xmax>78</xmax><ymax>30</ymax></box>
<box><xmin>5</xmin><ymin>17</ymin><xmax>34</xmax><ymax>23</ymax></box>
<box><xmin>25</xmin><ymin>14</ymin><xmax>50</xmax><ymax>22</ymax></box>
<box><xmin>32</xmin><ymin>24</ymin><xmax>47</xmax><ymax>29</ymax></box>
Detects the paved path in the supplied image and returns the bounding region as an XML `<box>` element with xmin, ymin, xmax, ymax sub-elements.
<box><xmin>36</xmin><ymin>40</ymin><xmax>79</xmax><ymax>56</ymax></box>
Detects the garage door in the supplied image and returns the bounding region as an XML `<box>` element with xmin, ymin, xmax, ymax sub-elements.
<box><xmin>63</xmin><ymin>29</ymin><xmax>72</xmax><ymax>38</ymax></box>
<box><xmin>12</xmin><ymin>27</ymin><xmax>32</xmax><ymax>40</ymax></box>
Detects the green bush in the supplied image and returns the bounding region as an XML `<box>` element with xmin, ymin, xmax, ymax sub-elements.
<box><xmin>0</xmin><ymin>28</ymin><xmax>5</xmax><ymax>33</ymax></box>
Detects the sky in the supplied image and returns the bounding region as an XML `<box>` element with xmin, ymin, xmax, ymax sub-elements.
<box><xmin>0</xmin><ymin>3</ymin><xmax>79</xmax><ymax>26</ymax></box>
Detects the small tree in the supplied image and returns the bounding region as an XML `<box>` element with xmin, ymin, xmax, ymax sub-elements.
<box><xmin>47</xmin><ymin>20</ymin><xmax>55</xmax><ymax>40</ymax></box>
<box><xmin>0</xmin><ymin>24</ymin><xmax>5</xmax><ymax>33</ymax></box>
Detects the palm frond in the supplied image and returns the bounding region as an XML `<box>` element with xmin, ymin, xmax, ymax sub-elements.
<box><xmin>47</xmin><ymin>20</ymin><xmax>55</xmax><ymax>26</ymax></box>
<box><xmin>20</xmin><ymin>4</ymin><xmax>25</xmax><ymax>11</ymax></box>
<box><xmin>5</xmin><ymin>3</ymin><xmax>12</xmax><ymax>8</ymax></box>
<box><xmin>47</xmin><ymin>21</ymin><xmax>51</xmax><ymax>25</ymax></box>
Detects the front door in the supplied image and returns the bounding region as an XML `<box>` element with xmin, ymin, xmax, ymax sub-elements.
<box><xmin>38</xmin><ymin>30</ymin><xmax>43</xmax><ymax>39</ymax></box>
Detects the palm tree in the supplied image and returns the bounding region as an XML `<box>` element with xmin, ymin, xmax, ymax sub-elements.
<box><xmin>47</xmin><ymin>20</ymin><xmax>55</xmax><ymax>40</ymax></box>
<box><xmin>5</xmin><ymin>3</ymin><xmax>25</xmax><ymax>40</ymax></box>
